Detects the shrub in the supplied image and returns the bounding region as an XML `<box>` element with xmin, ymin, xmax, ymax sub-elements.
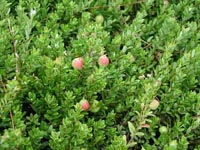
<box><xmin>0</xmin><ymin>0</ymin><xmax>200</xmax><ymax>149</ymax></box>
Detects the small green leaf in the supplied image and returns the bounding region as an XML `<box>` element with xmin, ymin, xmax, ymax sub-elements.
<box><xmin>127</xmin><ymin>141</ymin><xmax>137</xmax><ymax>148</ymax></box>
<box><xmin>135</xmin><ymin>132</ymin><xmax>145</xmax><ymax>137</ymax></box>
<box><xmin>128</xmin><ymin>121</ymin><xmax>135</xmax><ymax>135</ymax></box>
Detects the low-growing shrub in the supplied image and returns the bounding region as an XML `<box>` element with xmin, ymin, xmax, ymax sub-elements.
<box><xmin>0</xmin><ymin>0</ymin><xmax>200</xmax><ymax>149</ymax></box>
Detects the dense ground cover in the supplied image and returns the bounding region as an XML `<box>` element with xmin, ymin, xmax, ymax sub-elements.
<box><xmin>0</xmin><ymin>0</ymin><xmax>200</xmax><ymax>149</ymax></box>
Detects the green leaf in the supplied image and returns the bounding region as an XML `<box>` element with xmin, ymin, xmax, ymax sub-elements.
<box><xmin>128</xmin><ymin>121</ymin><xmax>135</xmax><ymax>136</ymax></box>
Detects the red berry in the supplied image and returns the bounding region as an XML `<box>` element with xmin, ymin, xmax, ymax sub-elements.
<box><xmin>80</xmin><ymin>100</ymin><xmax>90</xmax><ymax>111</ymax></box>
<box><xmin>98</xmin><ymin>55</ymin><xmax>109</xmax><ymax>67</ymax></box>
<box><xmin>72</xmin><ymin>57</ymin><xmax>83</xmax><ymax>70</ymax></box>
<box><xmin>149</xmin><ymin>99</ymin><xmax>159</xmax><ymax>110</ymax></box>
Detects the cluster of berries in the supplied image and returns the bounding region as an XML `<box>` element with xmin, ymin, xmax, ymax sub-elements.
<box><xmin>72</xmin><ymin>55</ymin><xmax>109</xmax><ymax>70</ymax></box>
<box><xmin>72</xmin><ymin>55</ymin><xmax>109</xmax><ymax>111</ymax></box>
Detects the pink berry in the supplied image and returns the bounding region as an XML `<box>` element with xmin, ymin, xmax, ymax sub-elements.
<box><xmin>72</xmin><ymin>57</ymin><xmax>84</xmax><ymax>70</ymax></box>
<box><xmin>80</xmin><ymin>100</ymin><xmax>90</xmax><ymax>111</ymax></box>
<box><xmin>98</xmin><ymin>55</ymin><xmax>109</xmax><ymax>67</ymax></box>
<box><xmin>149</xmin><ymin>99</ymin><xmax>160</xmax><ymax>110</ymax></box>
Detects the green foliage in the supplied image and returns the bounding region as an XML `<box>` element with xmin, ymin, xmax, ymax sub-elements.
<box><xmin>0</xmin><ymin>0</ymin><xmax>200</xmax><ymax>149</ymax></box>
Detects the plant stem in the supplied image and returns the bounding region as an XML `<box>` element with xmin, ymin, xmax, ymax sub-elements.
<box><xmin>7</xmin><ymin>18</ymin><xmax>19</xmax><ymax>76</ymax></box>
<box><xmin>0</xmin><ymin>79</ymin><xmax>7</xmax><ymax>93</ymax></box>
<box><xmin>9</xmin><ymin>111</ymin><xmax>15</xmax><ymax>129</ymax></box>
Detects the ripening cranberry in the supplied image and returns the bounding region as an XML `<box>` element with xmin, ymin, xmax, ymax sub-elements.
<box><xmin>72</xmin><ymin>57</ymin><xmax>84</xmax><ymax>70</ymax></box>
<box><xmin>98</xmin><ymin>55</ymin><xmax>109</xmax><ymax>67</ymax></box>
<box><xmin>80</xmin><ymin>100</ymin><xmax>90</xmax><ymax>111</ymax></box>
<box><xmin>95</xmin><ymin>15</ymin><xmax>104</xmax><ymax>24</ymax></box>
<box><xmin>159</xmin><ymin>126</ymin><xmax>168</xmax><ymax>134</ymax></box>
<box><xmin>149</xmin><ymin>99</ymin><xmax>160</xmax><ymax>110</ymax></box>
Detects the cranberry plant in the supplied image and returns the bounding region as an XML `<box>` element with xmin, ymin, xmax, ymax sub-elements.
<box><xmin>0</xmin><ymin>0</ymin><xmax>200</xmax><ymax>149</ymax></box>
